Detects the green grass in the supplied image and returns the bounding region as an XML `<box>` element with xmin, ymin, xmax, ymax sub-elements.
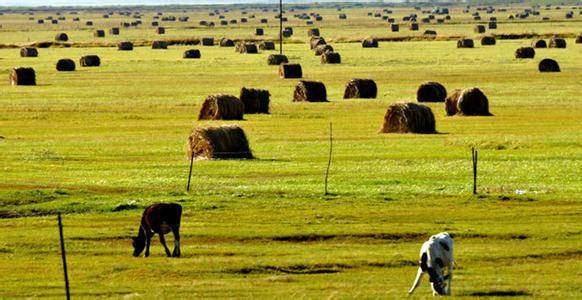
<box><xmin>1</xmin><ymin>4</ymin><xmax>582</xmax><ymax>299</ymax></box>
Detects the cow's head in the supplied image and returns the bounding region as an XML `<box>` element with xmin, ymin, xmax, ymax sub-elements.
<box><xmin>422</xmin><ymin>253</ymin><xmax>447</xmax><ymax>295</ymax></box>
<box><xmin>132</xmin><ymin>236</ymin><xmax>145</xmax><ymax>257</ymax></box>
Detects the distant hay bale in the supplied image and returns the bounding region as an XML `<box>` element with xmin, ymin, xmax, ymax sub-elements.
<box><xmin>267</xmin><ymin>54</ymin><xmax>288</xmax><ymax>65</ymax></box>
<box><xmin>293</xmin><ymin>80</ymin><xmax>327</xmax><ymax>102</ymax></box>
<box><xmin>80</xmin><ymin>55</ymin><xmax>100</xmax><ymax>67</ymax></box>
<box><xmin>239</xmin><ymin>87</ymin><xmax>270</xmax><ymax>114</ymax></box>
<box><xmin>259</xmin><ymin>41</ymin><xmax>275</xmax><ymax>50</ymax></box>
<box><xmin>409</xmin><ymin>23</ymin><xmax>419</xmax><ymax>31</ymax></box>
<box><xmin>339</xmin><ymin>14</ymin><xmax>347</xmax><ymax>19</ymax></box>
<box><xmin>55</xmin><ymin>33</ymin><xmax>68</xmax><ymax>41</ymax></box>
<box><xmin>279</xmin><ymin>63</ymin><xmax>302</xmax><ymax>78</ymax></box>
<box><xmin>391</xmin><ymin>24</ymin><xmax>400</xmax><ymax>32</ymax></box>
<box><xmin>531</xmin><ymin>39</ymin><xmax>547</xmax><ymax>48</ymax></box>
<box><xmin>202</xmin><ymin>37</ymin><xmax>214</xmax><ymax>46</ymax></box>
<box><xmin>515</xmin><ymin>47</ymin><xmax>535</xmax><ymax>59</ymax></box>
<box><xmin>308</xmin><ymin>28</ymin><xmax>320</xmax><ymax>36</ymax></box>
<box><xmin>183</xmin><ymin>49</ymin><xmax>201</xmax><ymax>59</ymax></box>
<box><xmin>416</xmin><ymin>81</ymin><xmax>447</xmax><ymax>102</ymax></box>
<box><xmin>255</xmin><ymin>28</ymin><xmax>264</xmax><ymax>36</ymax></box>
<box><xmin>457</xmin><ymin>39</ymin><xmax>474</xmax><ymax>48</ymax></box>
<box><xmin>423</xmin><ymin>30</ymin><xmax>437</xmax><ymax>37</ymax></box>
<box><xmin>118</xmin><ymin>41</ymin><xmax>133</xmax><ymax>51</ymax></box>
<box><xmin>282</xmin><ymin>29</ymin><xmax>293</xmax><ymax>37</ymax></box>
<box><xmin>380</xmin><ymin>102</ymin><xmax>436</xmax><ymax>134</ymax></box>
<box><xmin>152</xmin><ymin>40</ymin><xmax>168</xmax><ymax>49</ymax></box>
<box><xmin>310</xmin><ymin>36</ymin><xmax>326</xmax><ymax>49</ymax></box>
<box><xmin>198</xmin><ymin>94</ymin><xmax>244</xmax><ymax>120</ymax></box>
<box><xmin>186</xmin><ymin>125</ymin><xmax>253</xmax><ymax>160</ymax></box>
<box><xmin>474</xmin><ymin>25</ymin><xmax>486</xmax><ymax>33</ymax></box>
<box><xmin>314</xmin><ymin>44</ymin><xmax>334</xmax><ymax>56</ymax></box>
<box><xmin>488</xmin><ymin>21</ymin><xmax>497</xmax><ymax>29</ymax></box>
<box><xmin>549</xmin><ymin>37</ymin><xmax>566</xmax><ymax>48</ymax></box>
<box><xmin>156</xmin><ymin>27</ymin><xmax>165</xmax><ymax>34</ymax></box>
<box><xmin>321</xmin><ymin>52</ymin><xmax>341</xmax><ymax>64</ymax></box>
<box><xmin>575</xmin><ymin>34</ymin><xmax>582</xmax><ymax>43</ymax></box>
<box><xmin>56</xmin><ymin>58</ymin><xmax>75</xmax><ymax>71</ymax></box>
<box><xmin>10</xmin><ymin>67</ymin><xmax>36</xmax><ymax>86</ymax></box>
<box><xmin>110</xmin><ymin>27</ymin><xmax>120</xmax><ymax>35</ymax></box>
<box><xmin>481</xmin><ymin>36</ymin><xmax>496</xmax><ymax>45</ymax></box>
<box><xmin>235</xmin><ymin>42</ymin><xmax>258</xmax><ymax>54</ymax></box>
<box><xmin>343</xmin><ymin>79</ymin><xmax>377</xmax><ymax>99</ymax></box>
<box><xmin>220</xmin><ymin>38</ymin><xmax>234</xmax><ymax>47</ymax></box>
<box><xmin>445</xmin><ymin>88</ymin><xmax>492</xmax><ymax>116</ymax></box>
<box><xmin>362</xmin><ymin>38</ymin><xmax>378</xmax><ymax>48</ymax></box>
<box><xmin>94</xmin><ymin>30</ymin><xmax>105</xmax><ymax>37</ymax></box>
<box><xmin>20</xmin><ymin>47</ymin><xmax>38</xmax><ymax>57</ymax></box>
<box><xmin>538</xmin><ymin>58</ymin><xmax>560</xmax><ymax>72</ymax></box>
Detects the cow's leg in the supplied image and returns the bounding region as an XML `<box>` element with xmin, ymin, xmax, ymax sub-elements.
<box><xmin>407</xmin><ymin>267</ymin><xmax>424</xmax><ymax>295</ymax></box>
<box><xmin>172</xmin><ymin>228</ymin><xmax>181</xmax><ymax>257</ymax></box>
<box><xmin>144</xmin><ymin>233</ymin><xmax>152</xmax><ymax>257</ymax></box>
<box><xmin>159</xmin><ymin>232</ymin><xmax>172</xmax><ymax>257</ymax></box>
<box><xmin>447</xmin><ymin>265</ymin><xmax>452</xmax><ymax>295</ymax></box>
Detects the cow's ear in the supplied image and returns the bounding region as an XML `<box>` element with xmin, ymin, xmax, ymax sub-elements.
<box><xmin>439</xmin><ymin>241</ymin><xmax>450</xmax><ymax>251</ymax></box>
<box><xmin>420</xmin><ymin>252</ymin><xmax>428</xmax><ymax>271</ymax></box>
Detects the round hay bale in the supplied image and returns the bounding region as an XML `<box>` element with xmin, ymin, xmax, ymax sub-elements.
<box><xmin>240</xmin><ymin>87</ymin><xmax>270</xmax><ymax>114</ymax></box>
<box><xmin>118</xmin><ymin>42</ymin><xmax>133</xmax><ymax>51</ymax></box>
<box><xmin>94</xmin><ymin>30</ymin><xmax>105</xmax><ymax>37</ymax></box>
<box><xmin>314</xmin><ymin>44</ymin><xmax>334</xmax><ymax>56</ymax></box>
<box><xmin>85</xmin><ymin>21</ymin><xmax>93</xmax><ymax>26</ymax></box>
<box><xmin>293</xmin><ymin>80</ymin><xmax>327</xmax><ymax>102</ymax></box>
<box><xmin>202</xmin><ymin>37</ymin><xmax>214</xmax><ymax>46</ymax></box>
<box><xmin>38</xmin><ymin>19</ymin><xmax>45</xmax><ymax>24</ymax></box>
<box><xmin>255</xmin><ymin>28</ymin><xmax>264</xmax><ymax>36</ymax></box>
<box><xmin>575</xmin><ymin>34</ymin><xmax>582</xmax><ymax>43</ymax></box>
<box><xmin>109</xmin><ymin>27</ymin><xmax>120</xmax><ymax>35</ymax></box>
<box><xmin>55</xmin><ymin>33</ymin><xmax>68</xmax><ymax>42</ymax></box>
<box><xmin>362</xmin><ymin>38</ymin><xmax>378</xmax><ymax>48</ymax></box>
<box><xmin>282</xmin><ymin>29</ymin><xmax>293</xmax><ymax>37</ymax></box>
<box><xmin>308</xmin><ymin>28</ymin><xmax>320</xmax><ymax>36</ymax></box>
<box><xmin>391</xmin><ymin>24</ymin><xmax>400</xmax><ymax>32</ymax></box>
<box><xmin>447</xmin><ymin>88</ymin><xmax>492</xmax><ymax>116</ymax></box>
<box><xmin>515</xmin><ymin>47</ymin><xmax>535</xmax><ymax>59</ymax></box>
<box><xmin>198</xmin><ymin>94</ymin><xmax>244</xmax><ymax>120</ymax></box>
<box><xmin>409</xmin><ymin>23</ymin><xmax>419</xmax><ymax>31</ymax></box>
<box><xmin>380</xmin><ymin>102</ymin><xmax>436</xmax><ymax>134</ymax></box>
<box><xmin>259</xmin><ymin>41</ymin><xmax>275</xmax><ymax>50</ymax></box>
<box><xmin>20</xmin><ymin>47</ymin><xmax>38</xmax><ymax>57</ymax></box>
<box><xmin>457</xmin><ymin>39</ymin><xmax>474</xmax><ymax>48</ymax></box>
<box><xmin>339</xmin><ymin>14</ymin><xmax>347</xmax><ymax>19</ymax></box>
<box><xmin>321</xmin><ymin>52</ymin><xmax>341</xmax><ymax>64</ymax></box>
<box><xmin>183</xmin><ymin>49</ymin><xmax>201</xmax><ymax>59</ymax></box>
<box><xmin>56</xmin><ymin>58</ymin><xmax>75</xmax><ymax>71</ymax></box>
<box><xmin>417</xmin><ymin>81</ymin><xmax>447</xmax><ymax>102</ymax></box>
<box><xmin>10</xmin><ymin>67</ymin><xmax>36</xmax><ymax>86</ymax></box>
<box><xmin>423</xmin><ymin>30</ymin><xmax>437</xmax><ymax>37</ymax></box>
<box><xmin>481</xmin><ymin>36</ymin><xmax>496</xmax><ymax>45</ymax></box>
<box><xmin>488</xmin><ymin>21</ymin><xmax>497</xmax><ymax>29</ymax></box>
<box><xmin>260</xmin><ymin>18</ymin><xmax>268</xmax><ymax>23</ymax></box>
<box><xmin>156</xmin><ymin>27</ymin><xmax>165</xmax><ymax>34</ymax></box>
<box><xmin>445</xmin><ymin>89</ymin><xmax>463</xmax><ymax>116</ymax></box>
<box><xmin>538</xmin><ymin>58</ymin><xmax>560</xmax><ymax>72</ymax></box>
<box><xmin>220</xmin><ymin>38</ymin><xmax>234</xmax><ymax>47</ymax></box>
<box><xmin>343</xmin><ymin>79</ymin><xmax>377</xmax><ymax>99</ymax></box>
<box><xmin>474</xmin><ymin>25</ymin><xmax>486</xmax><ymax>33</ymax></box>
<box><xmin>152</xmin><ymin>40</ymin><xmax>168</xmax><ymax>49</ymax></box>
<box><xmin>152</xmin><ymin>21</ymin><xmax>160</xmax><ymax>26</ymax></box>
<box><xmin>235</xmin><ymin>42</ymin><xmax>258</xmax><ymax>54</ymax></box>
<box><xmin>279</xmin><ymin>63</ymin><xmax>302</xmax><ymax>78</ymax></box>
<box><xmin>310</xmin><ymin>36</ymin><xmax>326</xmax><ymax>49</ymax></box>
<box><xmin>186</xmin><ymin>125</ymin><xmax>253</xmax><ymax>160</ymax></box>
<box><xmin>549</xmin><ymin>37</ymin><xmax>567</xmax><ymax>48</ymax></box>
<box><xmin>531</xmin><ymin>39</ymin><xmax>547</xmax><ymax>48</ymax></box>
<box><xmin>80</xmin><ymin>55</ymin><xmax>100</xmax><ymax>67</ymax></box>
<box><xmin>267</xmin><ymin>54</ymin><xmax>288</xmax><ymax>65</ymax></box>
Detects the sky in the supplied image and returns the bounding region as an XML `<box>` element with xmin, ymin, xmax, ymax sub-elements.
<box><xmin>1</xmin><ymin>0</ymin><xmax>401</xmax><ymax>7</ymax></box>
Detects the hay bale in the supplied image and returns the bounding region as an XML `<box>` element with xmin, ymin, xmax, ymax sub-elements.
<box><xmin>80</xmin><ymin>55</ymin><xmax>100</xmax><ymax>67</ymax></box>
<box><xmin>446</xmin><ymin>88</ymin><xmax>492</xmax><ymax>116</ymax></box>
<box><xmin>239</xmin><ymin>87</ymin><xmax>270</xmax><ymax>114</ymax></box>
<box><xmin>186</xmin><ymin>125</ymin><xmax>253</xmax><ymax>160</ymax></box>
<box><xmin>279</xmin><ymin>64</ymin><xmax>302</xmax><ymax>78</ymax></box>
<box><xmin>457</xmin><ymin>39</ymin><xmax>474</xmax><ymax>48</ymax></box>
<box><xmin>183</xmin><ymin>49</ymin><xmax>201</xmax><ymax>59</ymax></box>
<box><xmin>255</xmin><ymin>28</ymin><xmax>264</xmax><ymax>36</ymax></box>
<box><xmin>362</xmin><ymin>38</ymin><xmax>378</xmax><ymax>48</ymax></box>
<box><xmin>259</xmin><ymin>41</ymin><xmax>275</xmax><ymax>50</ymax></box>
<box><xmin>314</xmin><ymin>44</ymin><xmax>334</xmax><ymax>56</ymax></box>
<box><xmin>94</xmin><ymin>30</ymin><xmax>105</xmax><ymax>37</ymax></box>
<box><xmin>343</xmin><ymin>79</ymin><xmax>377</xmax><ymax>99</ymax></box>
<box><xmin>481</xmin><ymin>36</ymin><xmax>496</xmax><ymax>45</ymax></box>
<box><xmin>549</xmin><ymin>37</ymin><xmax>567</xmax><ymax>48</ymax></box>
<box><xmin>515</xmin><ymin>47</ymin><xmax>535</xmax><ymax>59</ymax></box>
<box><xmin>118</xmin><ymin>41</ymin><xmax>133</xmax><ymax>51</ymax></box>
<box><xmin>220</xmin><ymin>38</ymin><xmax>234</xmax><ymax>47</ymax></box>
<box><xmin>416</xmin><ymin>81</ymin><xmax>447</xmax><ymax>102</ymax></box>
<box><xmin>293</xmin><ymin>80</ymin><xmax>327</xmax><ymax>102</ymax></box>
<box><xmin>156</xmin><ymin>27</ymin><xmax>165</xmax><ymax>34</ymax></box>
<box><xmin>86</xmin><ymin>21</ymin><xmax>93</xmax><ymax>26</ymax></box>
<box><xmin>423</xmin><ymin>30</ymin><xmax>437</xmax><ymax>37</ymax></box>
<box><xmin>409</xmin><ymin>23</ymin><xmax>419</xmax><ymax>31</ymax></box>
<box><xmin>55</xmin><ymin>33</ymin><xmax>68</xmax><ymax>41</ymax></box>
<box><xmin>380</xmin><ymin>102</ymin><xmax>436</xmax><ymax>134</ymax></box>
<box><xmin>235</xmin><ymin>42</ymin><xmax>258</xmax><ymax>54</ymax></box>
<box><xmin>202</xmin><ymin>37</ymin><xmax>214</xmax><ymax>46</ymax></box>
<box><xmin>282</xmin><ymin>29</ymin><xmax>293</xmax><ymax>37</ymax></box>
<box><xmin>267</xmin><ymin>54</ymin><xmax>288</xmax><ymax>65</ymax></box>
<box><xmin>474</xmin><ymin>25</ymin><xmax>486</xmax><ymax>33</ymax></box>
<box><xmin>10</xmin><ymin>67</ymin><xmax>36</xmax><ymax>86</ymax></box>
<box><xmin>110</xmin><ymin>27</ymin><xmax>120</xmax><ymax>35</ymax></box>
<box><xmin>391</xmin><ymin>24</ymin><xmax>400</xmax><ymax>32</ymax></box>
<box><xmin>310</xmin><ymin>36</ymin><xmax>326</xmax><ymax>49</ymax></box>
<box><xmin>488</xmin><ymin>21</ymin><xmax>497</xmax><ymax>29</ymax></box>
<box><xmin>532</xmin><ymin>39</ymin><xmax>547</xmax><ymax>48</ymax></box>
<box><xmin>308</xmin><ymin>28</ymin><xmax>320</xmax><ymax>36</ymax></box>
<box><xmin>152</xmin><ymin>40</ymin><xmax>168</xmax><ymax>49</ymax></box>
<box><xmin>198</xmin><ymin>94</ymin><xmax>244</xmax><ymax>120</ymax></box>
<box><xmin>20</xmin><ymin>47</ymin><xmax>38</xmax><ymax>57</ymax></box>
<box><xmin>321</xmin><ymin>52</ymin><xmax>341</xmax><ymax>64</ymax></box>
<box><xmin>575</xmin><ymin>34</ymin><xmax>582</xmax><ymax>43</ymax></box>
<box><xmin>538</xmin><ymin>58</ymin><xmax>560</xmax><ymax>72</ymax></box>
<box><xmin>56</xmin><ymin>58</ymin><xmax>75</xmax><ymax>71</ymax></box>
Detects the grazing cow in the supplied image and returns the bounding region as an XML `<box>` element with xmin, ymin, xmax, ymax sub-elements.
<box><xmin>132</xmin><ymin>203</ymin><xmax>182</xmax><ymax>258</ymax></box>
<box><xmin>408</xmin><ymin>232</ymin><xmax>454</xmax><ymax>296</ymax></box>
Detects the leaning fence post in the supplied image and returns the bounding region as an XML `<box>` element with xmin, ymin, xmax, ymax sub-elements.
<box><xmin>472</xmin><ymin>147</ymin><xmax>478</xmax><ymax>195</ymax></box>
<box><xmin>324</xmin><ymin>122</ymin><xmax>333</xmax><ymax>195</ymax></box>
<box><xmin>186</xmin><ymin>151</ymin><xmax>195</xmax><ymax>192</ymax></box>
<box><xmin>58</xmin><ymin>213</ymin><xmax>70</xmax><ymax>300</ymax></box>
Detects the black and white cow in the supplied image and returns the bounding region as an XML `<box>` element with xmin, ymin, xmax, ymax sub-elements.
<box><xmin>408</xmin><ymin>232</ymin><xmax>454</xmax><ymax>296</ymax></box>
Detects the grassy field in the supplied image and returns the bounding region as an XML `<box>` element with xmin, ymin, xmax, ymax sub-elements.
<box><xmin>1</xmin><ymin>3</ymin><xmax>582</xmax><ymax>299</ymax></box>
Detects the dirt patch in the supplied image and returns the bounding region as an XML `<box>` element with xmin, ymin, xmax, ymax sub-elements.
<box><xmin>467</xmin><ymin>290</ymin><xmax>531</xmax><ymax>297</ymax></box>
<box><xmin>230</xmin><ymin>263</ymin><xmax>350</xmax><ymax>275</ymax></box>
<box><xmin>451</xmin><ymin>233</ymin><xmax>529</xmax><ymax>240</ymax></box>
<box><xmin>271</xmin><ymin>232</ymin><xmax>425</xmax><ymax>242</ymax></box>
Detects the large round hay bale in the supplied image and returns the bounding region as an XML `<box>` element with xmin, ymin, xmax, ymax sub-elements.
<box><xmin>531</xmin><ymin>39</ymin><xmax>547</xmax><ymax>48</ymax></box>
<box><xmin>10</xmin><ymin>67</ymin><xmax>36</xmax><ymax>86</ymax></box>
<box><xmin>255</xmin><ymin>28</ymin><xmax>264</xmax><ymax>36</ymax></box>
<box><xmin>575</xmin><ymin>34</ymin><xmax>582</xmax><ymax>43</ymax></box>
<box><xmin>118</xmin><ymin>41</ymin><xmax>133</xmax><ymax>51</ymax></box>
<box><xmin>314</xmin><ymin>44</ymin><xmax>334</xmax><ymax>56</ymax></box>
<box><xmin>343</xmin><ymin>79</ymin><xmax>377</xmax><ymax>99</ymax></box>
<box><xmin>152</xmin><ymin>40</ymin><xmax>168</xmax><ymax>49</ymax></box>
<box><xmin>55</xmin><ymin>33</ymin><xmax>68</xmax><ymax>41</ymax></box>
<box><xmin>279</xmin><ymin>64</ymin><xmax>302</xmax><ymax>78</ymax></box>
<box><xmin>538</xmin><ymin>58</ymin><xmax>560</xmax><ymax>72</ymax></box>
<box><xmin>380</xmin><ymin>102</ymin><xmax>436</xmax><ymax>134</ymax></box>
<box><xmin>186</xmin><ymin>125</ymin><xmax>253</xmax><ymax>160</ymax></box>
<box><xmin>202</xmin><ymin>37</ymin><xmax>214</xmax><ymax>46</ymax></box>
<box><xmin>220</xmin><ymin>38</ymin><xmax>234</xmax><ymax>47</ymax></box>
<box><xmin>94</xmin><ymin>30</ymin><xmax>105</xmax><ymax>37</ymax></box>
<box><xmin>310</xmin><ymin>36</ymin><xmax>326</xmax><ymax>49</ymax></box>
<box><xmin>474</xmin><ymin>25</ymin><xmax>486</xmax><ymax>33</ymax></box>
<box><xmin>417</xmin><ymin>81</ymin><xmax>447</xmax><ymax>102</ymax></box>
<box><xmin>259</xmin><ymin>41</ymin><xmax>275</xmax><ymax>50</ymax></box>
<box><xmin>362</xmin><ymin>38</ymin><xmax>378</xmax><ymax>48</ymax></box>
<box><xmin>110</xmin><ymin>27</ymin><xmax>120</xmax><ymax>35</ymax></box>
<box><xmin>20</xmin><ymin>47</ymin><xmax>38</xmax><ymax>57</ymax></box>
<box><xmin>445</xmin><ymin>89</ymin><xmax>463</xmax><ymax>116</ymax></box>
<box><xmin>308</xmin><ymin>28</ymin><xmax>320</xmax><ymax>36</ymax></box>
<box><xmin>240</xmin><ymin>87</ymin><xmax>270</xmax><ymax>114</ymax></box>
<box><xmin>321</xmin><ymin>52</ymin><xmax>341</xmax><ymax>64</ymax></box>
<box><xmin>457</xmin><ymin>39</ymin><xmax>474</xmax><ymax>48</ymax></box>
<box><xmin>198</xmin><ymin>94</ymin><xmax>244</xmax><ymax>120</ymax></box>
<box><xmin>56</xmin><ymin>58</ymin><xmax>75</xmax><ymax>71</ymax></box>
<box><xmin>294</xmin><ymin>80</ymin><xmax>327</xmax><ymax>102</ymax></box>
<box><xmin>481</xmin><ymin>36</ymin><xmax>496</xmax><ymax>45</ymax></box>
<box><xmin>446</xmin><ymin>88</ymin><xmax>492</xmax><ymax>116</ymax></box>
<box><xmin>549</xmin><ymin>37</ymin><xmax>566</xmax><ymax>48</ymax></box>
<box><xmin>235</xmin><ymin>42</ymin><xmax>258</xmax><ymax>54</ymax></box>
<box><xmin>515</xmin><ymin>47</ymin><xmax>535</xmax><ymax>59</ymax></box>
<box><xmin>80</xmin><ymin>55</ymin><xmax>100</xmax><ymax>67</ymax></box>
<box><xmin>391</xmin><ymin>24</ymin><xmax>400</xmax><ymax>32</ymax></box>
<box><xmin>183</xmin><ymin>49</ymin><xmax>201</xmax><ymax>59</ymax></box>
<box><xmin>267</xmin><ymin>54</ymin><xmax>288</xmax><ymax>65</ymax></box>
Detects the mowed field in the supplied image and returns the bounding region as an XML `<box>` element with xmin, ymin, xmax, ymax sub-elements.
<box><xmin>1</xmin><ymin>3</ymin><xmax>582</xmax><ymax>299</ymax></box>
